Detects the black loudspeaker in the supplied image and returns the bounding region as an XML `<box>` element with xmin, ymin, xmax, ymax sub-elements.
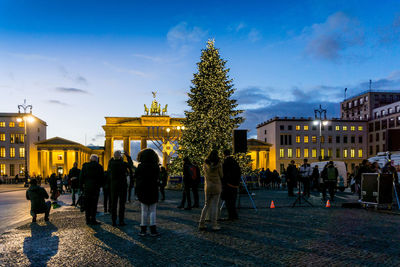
<box><xmin>233</xmin><ymin>130</ymin><xmax>247</xmax><ymax>154</ymax></box>
<box><xmin>378</xmin><ymin>174</ymin><xmax>393</xmax><ymax>205</ymax></box>
<box><xmin>361</xmin><ymin>173</ymin><xmax>379</xmax><ymax>204</ymax></box>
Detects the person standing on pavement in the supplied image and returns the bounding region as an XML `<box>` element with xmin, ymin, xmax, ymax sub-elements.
<box><xmin>108</xmin><ymin>151</ymin><xmax>133</xmax><ymax>226</ymax></box>
<box><xmin>178</xmin><ymin>157</ymin><xmax>193</xmax><ymax>210</ymax></box>
<box><xmin>221</xmin><ymin>149</ymin><xmax>241</xmax><ymax>221</ymax></box>
<box><xmin>299</xmin><ymin>159</ymin><xmax>312</xmax><ymax>197</ymax></box>
<box><xmin>321</xmin><ymin>161</ymin><xmax>338</xmax><ymax>202</ymax></box>
<box><xmin>199</xmin><ymin>150</ymin><xmax>223</xmax><ymax>231</ymax></box>
<box><xmin>49</xmin><ymin>173</ymin><xmax>59</xmax><ymax>202</ymax></box>
<box><xmin>103</xmin><ymin>170</ymin><xmax>111</xmax><ymax>213</ymax></box>
<box><xmin>26</xmin><ymin>178</ymin><xmax>51</xmax><ymax>222</ymax></box>
<box><xmin>135</xmin><ymin>148</ymin><xmax>161</xmax><ymax>237</ymax></box>
<box><xmin>286</xmin><ymin>160</ymin><xmax>298</xmax><ymax>197</ymax></box>
<box><xmin>311</xmin><ymin>165</ymin><xmax>320</xmax><ymax>191</ymax></box>
<box><xmin>159</xmin><ymin>166</ymin><xmax>168</xmax><ymax>201</ymax></box>
<box><xmin>79</xmin><ymin>154</ymin><xmax>104</xmax><ymax>225</ymax></box>
<box><xmin>68</xmin><ymin>162</ymin><xmax>80</xmax><ymax>206</ymax></box>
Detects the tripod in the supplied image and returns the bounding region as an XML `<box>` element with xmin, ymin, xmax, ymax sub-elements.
<box><xmin>292</xmin><ymin>178</ymin><xmax>313</xmax><ymax>207</ymax></box>
<box><xmin>221</xmin><ymin>176</ymin><xmax>257</xmax><ymax>212</ymax></box>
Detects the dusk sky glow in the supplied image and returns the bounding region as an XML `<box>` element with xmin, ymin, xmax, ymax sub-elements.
<box><xmin>1</xmin><ymin>0</ymin><xmax>400</xmax><ymax>146</ymax></box>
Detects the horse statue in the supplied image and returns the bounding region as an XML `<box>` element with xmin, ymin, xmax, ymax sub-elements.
<box><xmin>150</xmin><ymin>100</ymin><xmax>161</xmax><ymax>115</ymax></box>
<box><xmin>162</xmin><ymin>104</ymin><xmax>168</xmax><ymax>115</ymax></box>
<box><xmin>144</xmin><ymin>104</ymin><xmax>149</xmax><ymax>115</ymax></box>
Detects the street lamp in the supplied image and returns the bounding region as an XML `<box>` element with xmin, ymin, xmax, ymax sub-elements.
<box><xmin>313</xmin><ymin>105</ymin><xmax>328</xmax><ymax>161</ymax></box>
<box><xmin>17</xmin><ymin>100</ymin><xmax>34</xmax><ymax>178</ymax></box>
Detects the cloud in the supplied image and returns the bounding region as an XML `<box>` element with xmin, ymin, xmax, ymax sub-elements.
<box><xmin>379</xmin><ymin>15</ymin><xmax>400</xmax><ymax>44</ymax></box>
<box><xmin>167</xmin><ymin>22</ymin><xmax>207</xmax><ymax>47</ymax></box>
<box><xmin>56</xmin><ymin>87</ymin><xmax>88</xmax><ymax>94</ymax></box>
<box><xmin>303</xmin><ymin>12</ymin><xmax>364</xmax><ymax>61</ymax></box>
<box><xmin>47</xmin><ymin>100</ymin><xmax>69</xmax><ymax>106</ymax></box>
<box><xmin>59</xmin><ymin>66</ymin><xmax>88</xmax><ymax>85</ymax></box>
<box><xmin>8</xmin><ymin>53</ymin><xmax>57</xmax><ymax>62</ymax></box>
<box><xmin>248</xmin><ymin>28</ymin><xmax>262</xmax><ymax>42</ymax></box>
<box><xmin>103</xmin><ymin>61</ymin><xmax>148</xmax><ymax>78</ymax></box>
<box><xmin>132</xmin><ymin>54</ymin><xmax>164</xmax><ymax>63</ymax></box>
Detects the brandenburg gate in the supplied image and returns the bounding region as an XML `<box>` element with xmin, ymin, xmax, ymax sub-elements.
<box><xmin>102</xmin><ymin>94</ymin><xmax>184</xmax><ymax>169</ymax></box>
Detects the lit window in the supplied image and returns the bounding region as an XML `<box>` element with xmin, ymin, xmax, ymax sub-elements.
<box><xmin>296</xmin><ymin>148</ymin><xmax>301</xmax><ymax>158</ymax></box>
<box><xmin>358</xmin><ymin>126</ymin><xmax>363</xmax><ymax>131</ymax></box>
<box><xmin>358</xmin><ymin>149</ymin><xmax>363</xmax><ymax>158</ymax></box>
<box><xmin>335</xmin><ymin>126</ymin><xmax>340</xmax><ymax>131</ymax></box>
<box><xmin>10</xmin><ymin>147</ymin><xmax>15</xmax><ymax>158</ymax></box>
<box><xmin>0</xmin><ymin>164</ymin><xmax>5</xmax><ymax>175</ymax></box>
<box><xmin>279</xmin><ymin>149</ymin><xmax>284</xmax><ymax>158</ymax></box>
<box><xmin>350</xmin><ymin>149</ymin><xmax>355</xmax><ymax>158</ymax></box>
<box><xmin>328</xmin><ymin>148</ymin><xmax>332</xmax><ymax>157</ymax></box>
<box><xmin>296</xmin><ymin>125</ymin><xmax>300</xmax><ymax>130</ymax></box>
<box><xmin>312</xmin><ymin>136</ymin><xmax>317</xmax><ymax>143</ymax></box>
<box><xmin>321</xmin><ymin>136</ymin><xmax>325</xmax><ymax>143</ymax></box>
<box><xmin>10</xmin><ymin>134</ymin><xmax>15</xmax><ymax>144</ymax></box>
<box><xmin>287</xmin><ymin>149</ymin><xmax>293</xmax><ymax>158</ymax></box>
<box><xmin>0</xmin><ymin>122</ymin><xmax>5</xmax><ymax>127</ymax></box>
<box><xmin>304</xmin><ymin>136</ymin><xmax>309</xmax><ymax>143</ymax></box>
<box><xmin>18</xmin><ymin>122</ymin><xmax>24</xmax><ymax>128</ymax></box>
<box><xmin>304</xmin><ymin>149</ymin><xmax>309</xmax><ymax>158</ymax></box>
<box><xmin>312</xmin><ymin>149</ymin><xmax>317</xmax><ymax>158</ymax></box>
<box><xmin>296</xmin><ymin>136</ymin><xmax>300</xmax><ymax>143</ymax></box>
<box><xmin>0</xmin><ymin>147</ymin><xmax>5</xmax><ymax>157</ymax></box>
<box><xmin>343</xmin><ymin>126</ymin><xmax>347</xmax><ymax>131</ymax></box>
<box><xmin>321</xmin><ymin>148</ymin><xmax>325</xmax><ymax>158</ymax></box>
<box><xmin>16</xmin><ymin>134</ymin><xmax>24</xmax><ymax>144</ymax></box>
<box><xmin>304</xmin><ymin>125</ymin><xmax>309</xmax><ymax>131</ymax></box>
<box><xmin>9</xmin><ymin>122</ymin><xmax>15</xmax><ymax>128</ymax></box>
<box><xmin>0</xmin><ymin>133</ymin><xmax>4</xmax><ymax>141</ymax></box>
<box><xmin>19</xmin><ymin>147</ymin><xmax>25</xmax><ymax>158</ymax></box>
<box><xmin>351</xmin><ymin>126</ymin><xmax>355</xmax><ymax>131</ymax></box>
<box><xmin>343</xmin><ymin>149</ymin><xmax>348</xmax><ymax>158</ymax></box>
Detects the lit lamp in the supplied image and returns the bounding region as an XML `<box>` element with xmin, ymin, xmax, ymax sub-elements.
<box><xmin>17</xmin><ymin>100</ymin><xmax>34</xmax><ymax>178</ymax></box>
<box><xmin>313</xmin><ymin>105</ymin><xmax>329</xmax><ymax>161</ymax></box>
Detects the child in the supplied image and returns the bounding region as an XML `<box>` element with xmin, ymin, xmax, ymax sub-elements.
<box><xmin>134</xmin><ymin>148</ymin><xmax>160</xmax><ymax>236</ymax></box>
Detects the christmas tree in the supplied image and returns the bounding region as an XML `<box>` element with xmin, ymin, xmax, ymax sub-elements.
<box><xmin>170</xmin><ymin>39</ymin><xmax>244</xmax><ymax>173</ymax></box>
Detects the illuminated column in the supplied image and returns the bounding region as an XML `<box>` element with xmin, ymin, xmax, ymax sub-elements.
<box><xmin>49</xmin><ymin>151</ymin><xmax>53</xmax><ymax>174</ymax></box>
<box><xmin>123</xmin><ymin>136</ymin><xmax>131</xmax><ymax>156</ymax></box>
<box><xmin>140</xmin><ymin>137</ymin><xmax>147</xmax><ymax>150</ymax></box>
<box><xmin>37</xmin><ymin>151</ymin><xmax>42</xmax><ymax>175</ymax></box>
<box><xmin>64</xmin><ymin>150</ymin><xmax>68</xmax><ymax>174</ymax></box>
<box><xmin>255</xmin><ymin>150</ymin><xmax>259</xmax><ymax>169</ymax></box>
<box><xmin>104</xmin><ymin>137</ymin><xmax>113</xmax><ymax>170</ymax></box>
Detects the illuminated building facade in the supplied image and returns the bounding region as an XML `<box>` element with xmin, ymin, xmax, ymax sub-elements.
<box><xmin>0</xmin><ymin>113</ymin><xmax>47</xmax><ymax>177</ymax></box>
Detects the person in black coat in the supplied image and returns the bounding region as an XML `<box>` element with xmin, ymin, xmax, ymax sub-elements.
<box><xmin>134</xmin><ymin>148</ymin><xmax>160</xmax><ymax>237</ymax></box>
<box><xmin>178</xmin><ymin>157</ymin><xmax>193</xmax><ymax>210</ymax></box>
<box><xmin>26</xmin><ymin>178</ymin><xmax>51</xmax><ymax>222</ymax></box>
<box><xmin>79</xmin><ymin>154</ymin><xmax>104</xmax><ymax>225</ymax></box>
<box><xmin>103</xmin><ymin>170</ymin><xmax>111</xmax><ymax>213</ymax></box>
<box><xmin>159</xmin><ymin>166</ymin><xmax>168</xmax><ymax>201</ymax></box>
<box><xmin>221</xmin><ymin>149</ymin><xmax>241</xmax><ymax>220</ymax></box>
<box><xmin>107</xmin><ymin>151</ymin><xmax>133</xmax><ymax>226</ymax></box>
<box><xmin>49</xmin><ymin>173</ymin><xmax>58</xmax><ymax>202</ymax></box>
<box><xmin>286</xmin><ymin>160</ymin><xmax>298</xmax><ymax>197</ymax></box>
<box><xmin>68</xmin><ymin>162</ymin><xmax>80</xmax><ymax>206</ymax></box>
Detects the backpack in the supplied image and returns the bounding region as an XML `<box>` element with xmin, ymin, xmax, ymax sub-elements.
<box><xmin>190</xmin><ymin>165</ymin><xmax>198</xmax><ymax>180</ymax></box>
<box><xmin>327</xmin><ymin>167</ymin><xmax>336</xmax><ymax>181</ymax></box>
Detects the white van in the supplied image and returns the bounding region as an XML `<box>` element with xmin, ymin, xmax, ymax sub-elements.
<box><xmin>310</xmin><ymin>161</ymin><xmax>348</xmax><ymax>191</ymax></box>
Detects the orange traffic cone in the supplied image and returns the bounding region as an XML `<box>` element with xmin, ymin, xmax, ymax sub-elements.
<box><xmin>270</xmin><ymin>200</ymin><xmax>275</xmax><ymax>209</ymax></box>
<box><xmin>325</xmin><ymin>200</ymin><xmax>331</xmax><ymax>208</ymax></box>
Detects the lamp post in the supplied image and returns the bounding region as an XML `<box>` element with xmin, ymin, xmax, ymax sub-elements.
<box><xmin>17</xmin><ymin>100</ymin><xmax>33</xmax><ymax>178</ymax></box>
<box><xmin>313</xmin><ymin>105</ymin><xmax>328</xmax><ymax>161</ymax></box>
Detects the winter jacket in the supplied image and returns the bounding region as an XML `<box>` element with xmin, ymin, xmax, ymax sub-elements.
<box><xmin>203</xmin><ymin>162</ymin><xmax>223</xmax><ymax>195</ymax></box>
<box><xmin>79</xmin><ymin>161</ymin><xmax>104</xmax><ymax>195</ymax></box>
<box><xmin>222</xmin><ymin>156</ymin><xmax>241</xmax><ymax>187</ymax></box>
<box><xmin>134</xmin><ymin>162</ymin><xmax>160</xmax><ymax>205</ymax></box>
<box><xmin>107</xmin><ymin>156</ymin><xmax>133</xmax><ymax>190</ymax></box>
<box><xmin>26</xmin><ymin>185</ymin><xmax>49</xmax><ymax>213</ymax></box>
<box><xmin>68</xmin><ymin>167</ymin><xmax>81</xmax><ymax>189</ymax></box>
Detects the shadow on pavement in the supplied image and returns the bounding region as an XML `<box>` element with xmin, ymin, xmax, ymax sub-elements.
<box><xmin>23</xmin><ymin>222</ymin><xmax>59</xmax><ymax>267</ymax></box>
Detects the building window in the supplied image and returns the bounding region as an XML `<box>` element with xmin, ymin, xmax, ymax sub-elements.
<box><xmin>18</xmin><ymin>121</ymin><xmax>24</xmax><ymax>128</ymax></box>
<box><xmin>359</xmin><ymin>136</ymin><xmax>363</xmax><ymax>143</ymax></box>
<box><xmin>376</xmin><ymin>145</ymin><xmax>379</xmax><ymax>153</ymax></box>
<box><xmin>19</xmin><ymin>147</ymin><xmax>25</xmax><ymax>158</ymax></box>
<box><xmin>389</xmin><ymin>118</ymin><xmax>395</xmax><ymax>128</ymax></box>
<box><xmin>358</xmin><ymin>126</ymin><xmax>363</xmax><ymax>131</ymax></box>
<box><xmin>0</xmin><ymin>122</ymin><xmax>5</xmax><ymax>127</ymax></box>
<box><xmin>343</xmin><ymin>126</ymin><xmax>347</xmax><ymax>131</ymax></box>
<box><xmin>369</xmin><ymin>123</ymin><xmax>374</xmax><ymax>132</ymax></box>
<box><xmin>369</xmin><ymin>134</ymin><xmax>373</xmax><ymax>142</ymax></box>
<box><xmin>312</xmin><ymin>136</ymin><xmax>317</xmax><ymax>143</ymax></box>
<box><xmin>351</xmin><ymin>126</ymin><xmax>355</xmax><ymax>131</ymax></box>
<box><xmin>335</xmin><ymin>126</ymin><xmax>340</xmax><ymax>131</ymax></box>
<box><xmin>16</xmin><ymin>134</ymin><xmax>24</xmax><ymax>144</ymax></box>
<box><xmin>296</xmin><ymin>136</ymin><xmax>300</xmax><ymax>143</ymax></box>
<box><xmin>10</xmin><ymin>147</ymin><xmax>15</xmax><ymax>158</ymax></box>
<box><xmin>376</xmin><ymin>133</ymin><xmax>379</xmax><ymax>142</ymax></box>
<box><xmin>343</xmin><ymin>136</ymin><xmax>348</xmax><ymax>143</ymax></box>
<box><xmin>369</xmin><ymin>146</ymin><xmax>373</xmax><ymax>155</ymax></box>
<box><xmin>296</xmin><ymin>125</ymin><xmax>300</xmax><ymax>131</ymax></box>
<box><xmin>304</xmin><ymin>149</ymin><xmax>309</xmax><ymax>158</ymax></box>
<box><xmin>304</xmin><ymin>125</ymin><xmax>309</xmax><ymax>131</ymax></box>
<box><xmin>351</xmin><ymin>136</ymin><xmax>355</xmax><ymax>143</ymax></box>
<box><xmin>279</xmin><ymin>149</ymin><xmax>284</xmax><ymax>158</ymax></box>
<box><xmin>0</xmin><ymin>133</ymin><xmax>4</xmax><ymax>141</ymax></box>
<box><xmin>312</xmin><ymin>126</ymin><xmax>317</xmax><ymax>131</ymax></box>
<box><xmin>264</xmin><ymin>138</ymin><xmax>267</xmax><ymax>142</ymax></box>
<box><xmin>9</xmin><ymin>164</ymin><xmax>15</xmax><ymax>176</ymax></box>
<box><xmin>296</xmin><ymin>148</ymin><xmax>301</xmax><ymax>158</ymax></box>
<box><xmin>19</xmin><ymin>164</ymin><xmax>24</xmax><ymax>174</ymax></box>
<box><xmin>287</xmin><ymin>149</ymin><xmax>293</xmax><ymax>158</ymax></box>
<box><xmin>336</xmin><ymin>136</ymin><xmax>340</xmax><ymax>143</ymax></box>
<box><xmin>304</xmin><ymin>136</ymin><xmax>309</xmax><ymax>143</ymax></box>
<box><xmin>0</xmin><ymin>147</ymin><xmax>5</xmax><ymax>158</ymax></box>
<box><xmin>383</xmin><ymin>132</ymin><xmax>386</xmax><ymax>140</ymax></box>
<box><xmin>328</xmin><ymin>148</ymin><xmax>332</xmax><ymax>158</ymax></box>
<box><xmin>328</xmin><ymin>136</ymin><xmax>332</xmax><ymax>143</ymax></box>
<box><xmin>280</xmin><ymin>125</ymin><xmax>284</xmax><ymax>130</ymax></box>
<box><xmin>358</xmin><ymin>149</ymin><xmax>363</xmax><ymax>158</ymax></box>
<box><xmin>321</xmin><ymin>136</ymin><xmax>325</xmax><ymax>143</ymax></box>
<box><xmin>312</xmin><ymin>149</ymin><xmax>317</xmax><ymax>158</ymax></box>
<box><xmin>264</xmin><ymin>130</ymin><xmax>267</xmax><ymax>134</ymax></box>
<box><xmin>9</xmin><ymin>122</ymin><xmax>15</xmax><ymax>128</ymax></box>
<box><xmin>382</xmin><ymin>119</ymin><xmax>387</xmax><ymax>129</ymax></box>
<box><xmin>0</xmin><ymin>164</ymin><xmax>5</xmax><ymax>175</ymax></box>
<box><xmin>328</xmin><ymin>126</ymin><xmax>332</xmax><ymax>131</ymax></box>
<box><xmin>375</xmin><ymin>121</ymin><xmax>381</xmax><ymax>131</ymax></box>
<box><xmin>10</xmin><ymin>134</ymin><xmax>15</xmax><ymax>144</ymax></box>
<box><xmin>350</xmin><ymin>149</ymin><xmax>355</xmax><ymax>158</ymax></box>
<box><xmin>288</xmin><ymin>125</ymin><xmax>293</xmax><ymax>130</ymax></box>
<box><xmin>343</xmin><ymin>149</ymin><xmax>348</xmax><ymax>158</ymax></box>
<box><xmin>321</xmin><ymin>148</ymin><xmax>325</xmax><ymax>159</ymax></box>
<box><xmin>336</xmin><ymin>148</ymin><xmax>340</xmax><ymax>158</ymax></box>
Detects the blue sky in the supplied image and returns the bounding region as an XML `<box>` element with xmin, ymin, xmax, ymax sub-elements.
<box><xmin>1</xmin><ymin>0</ymin><xmax>400</xmax><ymax>147</ymax></box>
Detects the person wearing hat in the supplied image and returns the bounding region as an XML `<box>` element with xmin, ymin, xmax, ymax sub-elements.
<box><xmin>26</xmin><ymin>178</ymin><xmax>51</xmax><ymax>222</ymax></box>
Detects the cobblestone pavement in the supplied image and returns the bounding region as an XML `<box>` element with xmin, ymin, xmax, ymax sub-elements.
<box><xmin>1</xmin><ymin>188</ymin><xmax>400</xmax><ymax>266</ymax></box>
